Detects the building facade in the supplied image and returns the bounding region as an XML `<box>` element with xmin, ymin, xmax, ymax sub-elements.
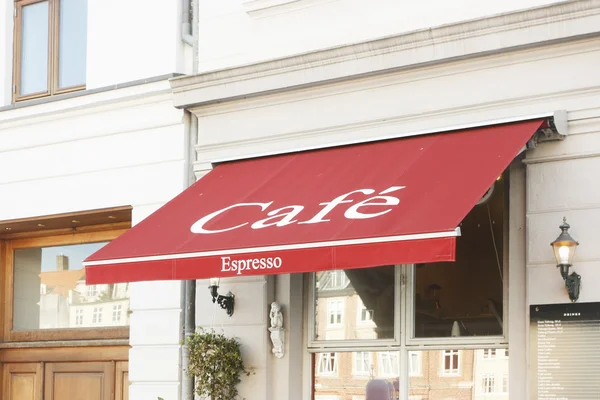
<box><xmin>2</xmin><ymin>1</ymin><xmax>600</xmax><ymax>400</ymax></box>
<box><xmin>0</xmin><ymin>0</ymin><xmax>190</xmax><ymax>399</ymax></box>
<box><xmin>167</xmin><ymin>1</ymin><xmax>600</xmax><ymax>400</ymax></box>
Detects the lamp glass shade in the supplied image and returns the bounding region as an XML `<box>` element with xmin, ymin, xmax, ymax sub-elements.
<box><xmin>552</xmin><ymin>241</ymin><xmax>577</xmax><ymax>265</ymax></box>
<box><xmin>209</xmin><ymin>277</ymin><xmax>220</xmax><ymax>287</ymax></box>
<box><xmin>551</xmin><ymin>218</ymin><xmax>579</xmax><ymax>265</ymax></box>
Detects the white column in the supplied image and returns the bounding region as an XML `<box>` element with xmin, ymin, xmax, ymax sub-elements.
<box><xmin>128</xmin><ymin>205</ymin><xmax>184</xmax><ymax>400</ymax></box>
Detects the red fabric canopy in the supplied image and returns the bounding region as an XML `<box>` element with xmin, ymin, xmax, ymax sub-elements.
<box><xmin>85</xmin><ymin>120</ymin><xmax>543</xmax><ymax>284</ymax></box>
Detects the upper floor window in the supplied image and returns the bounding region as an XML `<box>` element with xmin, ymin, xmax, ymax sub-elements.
<box><xmin>442</xmin><ymin>350</ymin><xmax>460</xmax><ymax>376</ymax></box>
<box><xmin>13</xmin><ymin>0</ymin><xmax>88</xmax><ymax>101</ymax></box>
<box><xmin>482</xmin><ymin>348</ymin><xmax>496</xmax><ymax>359</ymax></box>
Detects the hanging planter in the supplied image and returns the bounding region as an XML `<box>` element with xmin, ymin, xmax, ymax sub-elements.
<box><xmin>186</xmin><ymin>329</ymin><xmax>253</xmax><ymax>400</ymax></box>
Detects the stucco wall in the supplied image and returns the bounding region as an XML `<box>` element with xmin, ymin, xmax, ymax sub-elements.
<box><xmin>196</xmin><ymin>0</ymin><xmax>561</xmax><ymax>72</ymax></box>
<box><xmin>0</xmin><ymin>80</ymin><xmax>188</xmax><ymax>400</ymax></box>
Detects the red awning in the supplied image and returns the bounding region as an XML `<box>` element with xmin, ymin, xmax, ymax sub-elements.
<box><xmin>84</xmin><ymin>119</ymin><xmax>543</xmax><ymax>284</ymax></box>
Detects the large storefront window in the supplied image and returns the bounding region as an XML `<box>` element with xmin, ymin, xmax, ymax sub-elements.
<box><xmin>309</xmin><ymin>173</ymin><xmax>509</xmax><ymax>399</ymax></box>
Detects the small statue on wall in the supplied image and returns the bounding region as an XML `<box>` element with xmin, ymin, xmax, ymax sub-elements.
<box><xmin>268</xmin><ymin>302</ymin><xmax>285</xmax><ymax>358</ymax></box>
<box><xmin>270</xmin><ymin>302</ymin><xmax>283</xmax><ymax>329</ymax></box>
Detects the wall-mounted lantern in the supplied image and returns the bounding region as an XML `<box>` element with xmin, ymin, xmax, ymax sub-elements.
<box><xmin>550</xmin><ymin>218</ymin><xmax>580</xmax><ymax>302</ymax></box>
<box><xmin>208</xmin><ymin>277</ymin><xmax>235</xmax><ymax>316</ymax></box>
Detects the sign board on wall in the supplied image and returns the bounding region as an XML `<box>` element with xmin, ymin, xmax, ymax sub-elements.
<box><xmin>530</xmin><ymin>303</ymin><xmax>600</xmax><ymax>399</ymax></box>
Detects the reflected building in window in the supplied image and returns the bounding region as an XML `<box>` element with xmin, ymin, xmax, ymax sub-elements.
<box><xmin>38</xmin><ymin>253</ymin><xmax>130</xmax><ymax>330</ymax></box>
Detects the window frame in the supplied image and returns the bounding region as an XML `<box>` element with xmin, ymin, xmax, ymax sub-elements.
<box><xmin>378</xmin><ymin>351</ymin><xmax>400</xmax><ymax>377</ymax></box>
<box><xmin>326</xmin><ymin>299</ymin><xmax>344</xmax><ymax>327</ymax></box>
<box><xmin>2</xmin><ymin>228</ymin><xmax>129</xmax><ymax>342</ymax></box>
<box><xmin>316</xmin><ymin>352</ymin><xmax>338</xmax><ymax>376</ymax></box>
<box><xmin>308</xmin><ymin>268</ymin><xmax>401</xmax><ymax>348</ymax></box>
<box><xmin>12</xmin><ymin>0</ymin><xmax>86</xmax><ymax>102</ymax></box>
<box><xmin>306</xmin><ymin>165</ymin><xmax>520</xmax><ymax>400</ymax></box>
<box><xmin>441</xmin><ymin>349</ymin><xmax>461</xmax><ymax>376</ymax></box>
<box><xmin>481</xmin><ymin>373</ymin><xmax>495</xmax><ymax>393</ymax></box>
<box><xmin>352</xmin><ymin>351</ymin><xmax>371</xmax><ymax>377</ymax></box>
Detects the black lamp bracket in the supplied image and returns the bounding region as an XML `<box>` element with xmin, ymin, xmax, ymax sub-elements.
<box><xmin>558</xmin><ymin>264</ymin><xmax>581</xmax><ymax>303</ymax></box>
<box><xmin>209</xmin><ymin>285</ymin><xmax>235</xmax><ymax>317</ymax></box>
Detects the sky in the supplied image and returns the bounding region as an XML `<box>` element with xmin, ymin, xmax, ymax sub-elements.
<box><xmin>40</xmin><ymin>242</ymin><xmax>108</xmax><ymax>272</ymax></box>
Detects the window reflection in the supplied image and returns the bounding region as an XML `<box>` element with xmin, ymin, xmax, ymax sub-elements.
<box><xmin>13</xmin><ymin>242</ymin><xmax>130</xmax><ymax>331</ymax></box>
<box><xmin>413</xmin><ymin>174</ymin><xmax>506</xmax><ymax>338</ymax></box>
<box><xmin>409</xmin><ymin>349</ymin><xmax>509</xmax><ymax>399</ymax></box>
<box><xmin>314</xmin><ymin>351</ymin><xmax>399</xmax><ymax>400</ymax></box>
<box><xmin>315</xmin><ymin>266</ymin><xmax>395</xmax><ymax>340</ymax></box>
<box><xmin>314</xmin><ymin>349</ymin><xmax>509</xmax><ymax>399</ymax></box>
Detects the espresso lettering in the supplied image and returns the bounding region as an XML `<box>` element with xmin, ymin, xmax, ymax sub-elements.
<box><xmin>221</xmin><ymin>256</ymin><xmax>232</xmax><ymax>272</ymax></box>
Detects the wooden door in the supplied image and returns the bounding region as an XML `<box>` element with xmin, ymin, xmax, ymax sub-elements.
<box><xmin>44</xmin><ymin>362</ymin><xmax>114</xmax><ymax>400</ymax></box>
<box><xmin>2</xmin><ymin>363</ymin><xmax>42</xmax><ymax>400</ymax></box>
<box><xmin>115</xmin><ymin>361</ymin><xmax>129</xmax><ymax>400</ymax></box>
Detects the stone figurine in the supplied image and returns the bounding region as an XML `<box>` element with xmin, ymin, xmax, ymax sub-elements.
<box><xmin>268</xmin><ymin>302</ymin><xmax>285</xmax><ymax>358</ymax></box>
<box><xmin>270</xmin><ymin>302</ymin><xmax>283</xmax><ymax>329</ymax></box>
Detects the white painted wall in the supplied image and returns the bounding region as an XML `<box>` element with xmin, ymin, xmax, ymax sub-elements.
<box><xmin>0</xmin><ymin>80</ymin><xmax>187</xmax><ymax>400</ymax></box>
<box><xmin>0</xmin><ymin>0</ymin><xmax>187</xmax><ymax>107</ymax></box>
<box><xmin>196</xmin><ymin>0</ymin><xmax>560</xmax><ymax>71</ymax></box>
<box><xmin>86</xmin><ymin>0</ymin><xmax>186</xmax><ymax>89</ymax></box>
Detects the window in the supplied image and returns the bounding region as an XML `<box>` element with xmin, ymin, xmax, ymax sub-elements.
<box><xmin>483</xmin><ymin>348</ymin><xmax>496</xmax><ymax>359</ymax></box>
<box><xmin>413</xmin><ymin>173</ymin><xmax>507</xmax><ymax>339</ymax></box>
<box><xmin>322</xmin><ymin>270</ymin><xmax>349</xmax><ymax>290</ymax></box>
<box><xmin>354</xmin><ymin>352</ymin><xmax>371</xmax><ymax>376</ymax></box>
<box><xmin>314</xmin><ymin>265</ymin><xmax>396</xmax><ymax>341</ymax></box>
<box><xmin>379</xmin><ymin>352</ymin><xmax>399</xmax><ymax>377</ymax></box>
<box><xmin>13</xmin><ymin>0</ymin><xmax>88</xmax><ymax>101</ymax></box>
<box><xmin>87</xmin><ymin>284</ymin><xmax>97</xmax><ymax>297</ymax></box>
<box><xmin>316</xmin><ymin>353</ymin><xmax>338</xmax><ymax>376</ymax></box>
<box><xmin>504</xmin><ymin>348</ymin><xmax>509</xmax><ymax>357</ymax></box>
<box><xmin>309</xmin><ymin>173</ymin><xmax>514</xmax><ymax>399</ymax></box>
<box><xmin>442</xmin><ymin>350</ymin><xmax>460</xmax><ymax>376</ymax></box>
<box><xmin>501</xmin><ymin>374</ymin><xmax>508</xmax><ymax>393</ymax></box>
<box><xmin>481</xmin><ymin>373</ymin><xmax>495</xmax><ymax>393</ymax></box>
<box><xmin>6</xmin><ymin>227</ymin><xmax>130</xmax><ymax>342</ymax></box>
<box><xmin>357</xmin><ymin>299</ymin><xmax>374</xmax><ymax>324</ymax></box>
<box><xmin>112</xmin><ymin>305</ymin><xmax>122</xmax><ymax>322</ymax></box>
<box><xmin>408</xmin><ymin>351</ymin><xmax>421</xmax><ymax>376</ymax></box>
<box><xmin>327</xmin><ymin>300</ymin><xmax>343</xmax><ymax>326</ymax></box>
<box><xmin>92</xmin><ymin>307</ymin><xmax>102</xmax><ymax>324</ymax></box>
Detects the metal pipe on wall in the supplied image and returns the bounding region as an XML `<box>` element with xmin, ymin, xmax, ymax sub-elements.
<box><xmin>181</xmin><ymin>0</ymin><xmax>199</xmax><ymax>397</ymax></box>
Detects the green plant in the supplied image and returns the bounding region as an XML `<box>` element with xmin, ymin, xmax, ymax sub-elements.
<box><xmin>186</xmin><ymin>329</ymin><xmax>253</xmax><ymax>400</ymax></box>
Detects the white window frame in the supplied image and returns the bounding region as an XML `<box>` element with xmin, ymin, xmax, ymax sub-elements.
<box><xmin>378</xmin><ymin>351</ymin><xmax>400</xmax><ymax>377</ymax></box>
<box><xmin>441</xmin><ymin>350</ymin><xmax>461</xmax><ymax>376</ymax></box>
<box><xmin>353</xmin><ymin>351</ymin><xmax>371</xmax><ymax>376</ymax></box>
<box><xmin>316</xmin><ymin>352</ymin><xmax>338</xmax><ymax>376</ymax></box>
<box><xmin>92</xmin><ymin>307</ymin><xmax>102</xmax><ymax>324</ymax></box>
<box><xmin>408</xmin><ymin>351</ymin><xmax>421</xmax><ymax>376</ymax></box>
<box><xmin>327</xmin><ymin>299</ymin><xmax>344</xmax><ymax>327</ymax></box>
<box><xmin>356</xmin><ymin>299</ymin><xmax>374</xmax><ymax>325</ymax></box>
<box><xmin>75</xmin><ymin>308</ymin><xmax>83</xmax><ymax>326</ymax></box>
<box><xmin>483</xmin><ymin>348</ymin><xmax>497</xmax><ymax>359</ymax></box>
<box><xmin>481</xmin><ymin>373</ymin><xmax>495</xmax><ymax>393</ymax></box>
<box><xmin>501</xmin><ymin>374</ymin><xmax>508</xmax><ymax>393</ymax></box>
<box><xmin>112</xmin><ymin>304</ymin><xmax>122</xmax><ymax>322</ymax></box>
<box><xmin>304</xmin><ymin>163</ymin><xmax>520</xmax><ymax>400</ymax></box>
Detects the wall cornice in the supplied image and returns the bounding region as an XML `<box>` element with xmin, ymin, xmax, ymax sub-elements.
<box><xmin>171</xmin><ymin>0</ymin><xmax>600</xmax><ymax>108</ymax></box>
